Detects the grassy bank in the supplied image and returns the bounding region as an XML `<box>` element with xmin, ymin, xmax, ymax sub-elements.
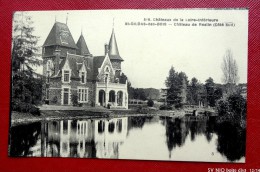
<box><xmin>11</xmin><ymin>107</ymin><xmax>186</xmax><ymax>126</ymax></box>
<box><xmin>11</xmin><ymin>104</ymin><xmax>219</xmax><ymax>126</ymax></box>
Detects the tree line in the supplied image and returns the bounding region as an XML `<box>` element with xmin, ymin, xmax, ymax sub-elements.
<box><xmin>164</xmin><ymin>49</ymin><xmax>246</xmax><ymax>123</ymax></box>
<box><xmin>165</xmin><ymin>66</ymin><xmax>224</xmax><ymax>108</ymax></box>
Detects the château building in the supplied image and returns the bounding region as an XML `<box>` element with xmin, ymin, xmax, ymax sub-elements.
<box><xmin>42</xmin><ymin>21</ymin><xmax>128</xmax><ymax>109</ymax></box>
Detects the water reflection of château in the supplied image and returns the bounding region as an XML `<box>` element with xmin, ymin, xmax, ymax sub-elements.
<box><xmin>10</xmin><ymin>116</ymin><xmax>245</xmax><ymax>162</ymax></box>
<box><xmin>28</xmin><ymin>117</ymin><xmax>128</xmax><ymax>158</ymax></box>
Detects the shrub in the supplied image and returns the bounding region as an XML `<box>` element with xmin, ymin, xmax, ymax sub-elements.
<box><xmin>51</xmin><ymin>96</ymin><xmax>58</xmax><ymax>104</ymax></box>
<box><xmin>159</xmin><ymin>104</ymin><xmax>172</xmax><ymax>110</ymax></box>
<box><xmin>71</xmin><ymin>94</ymin><xmax>78</xmax><ymax>106</ymax></box>
<box><xmin>216</xmin><ymin>99</ymin><xmax>230</xmax><ymax>116</ymax></box>
<box><xmin>147</xmin><ymin>99</ymin><xmax>154</xmax><ymax>107</ymax></box>
<box><xmin>216</xmin><ymin>94</ymin><xmax>247</xmax><ymax>120</ymax></box>
<box><xmin>12</xmin><ymin>99</ymin><xmax>41</xmax><ymax>116</ymax></box>
<box><xmin>137</xmin><ymin>106</ymin><xmax>150</xmax><ymax>114</ymax></box>
<box><xmin>228</xmin><ymin>94</ymin><xmax>246</xmax><ymax>117</ymax></box>
<box><xmin>29</xmin><ymin>106</ymin><xmax>41</xmax><ymax>116</ymax></box>
<box><xmin>175</xmin><ymin>103</ymin><xmax>183</xmax><ymax>109</ymax></box>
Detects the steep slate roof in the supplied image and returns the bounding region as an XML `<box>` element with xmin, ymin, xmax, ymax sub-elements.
<box><xmin>67</xmin><ymin>54</ymin><xmax>85</xmax><ymax>78</ymax></box>
<box><xmin>93</xmin><ymin>56</ymin><xmax>105</xmax><ymax>78</ymax></box>
<box><xmin>76</xmin><ymin>34</ymin><xmax>91</xmax><ymax>55</ymax></box>
<box><xmin>53</xmin><ymin>53</ymin><xmax>95</xmax><ymax>80</ymax></box>
<box><xmin>55</xmin><ymin>54</ymin><xmax>84</xmax><ymax>79</ymax></box>
<box><xmin>43</xmin><ymin>22</ymin><xmax>78</xmax><ymax>49</ymax></box>
<box><xmin>85</xmin><ymin>56</ymin><xmax>94</xmax><ymax>80</ymax></box>
<box><xmin>108</xmin><ymin>29</ymin><xmax>124</xmax><ymax>61</ymax></box>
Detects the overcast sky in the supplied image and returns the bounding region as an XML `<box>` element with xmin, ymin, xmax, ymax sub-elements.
<box><xmin>18</xmin><ymin>9</ymin><xmax>248</xmax><ymax>89</ymax></box>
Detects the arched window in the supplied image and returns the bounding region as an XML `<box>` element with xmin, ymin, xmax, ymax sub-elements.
<box><xmin>105</xmin><ymin>66</ymin><xmax>110</xmax><ymax>72</ymax></box>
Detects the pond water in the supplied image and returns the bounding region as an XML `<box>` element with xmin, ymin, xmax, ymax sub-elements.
<box><xmin>9</xmin><ymin>116</ymin><xmax>246</xmax><ymax>162</ymax></box>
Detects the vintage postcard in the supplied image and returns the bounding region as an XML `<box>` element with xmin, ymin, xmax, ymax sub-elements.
<box><xmin>9</xmin><ymin>9</ymin><xmax>248</xmax><ymax>163</ymax></box>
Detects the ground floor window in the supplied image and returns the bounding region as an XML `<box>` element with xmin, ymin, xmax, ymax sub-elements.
<box><xmin>63</xmin><ymin>88</ymin><xmax>70</xmax><ymax>105</ymax></box>
<box><xmin>78</xmin><ymin>88</ymin><xmax>88</xmax><ymax>103</ymax></box>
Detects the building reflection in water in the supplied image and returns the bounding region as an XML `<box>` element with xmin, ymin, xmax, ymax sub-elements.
<box><xmin>9</xmin><ymin>116</ymin><xmax>245</xmax><ymax>162</ymax></box>
<box><xmin>95</xmin><ymin>118</ymin><xmax>128</xmax><ymax>159</ymax></box>
<box><xmin>12</xmin><ymin>117</ymin><xmax>128</xmax><ymax>158</ymax></box>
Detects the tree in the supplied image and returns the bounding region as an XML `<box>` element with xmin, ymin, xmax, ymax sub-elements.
<box><xmin>119</xmin><ymin>72</ymin><xmax>127</xmax><ymax>84</ymax></box>
<box><xmin>221</xmin><ymin>49</ymin><xmax>239</xmax><ymax>95</ymax></box>
<box><xmin>147</xmin><ymin>99</ymin><xmax>154</xmax><ymax>107</ymax></box>
<box><xmin>228</xmin><ymin>94</ymin><xmax>246</xmax><ymax>119</ymax></box>
<box><xmin>205</xmin><ymin>77</ymin><xmax>215</xmax><ymax>107</ymax></box>
<box><xmin>165</xmin><ymin>66</ymin><xmax>188</xmax><ymax>108</ymax></box>
<box><xmin>12</xmin><ymin>12</ymin><xmax>41</xmax><ymax>73</ymax></box>
<box><xmin>221</xmin><ymin>49</ymin><xmax>239</xmax><ymax>84</ymax></box>
<box><xmin>187</xmin><ymin>77</ymin><xmax>199</xmax><ymax>105</ymax></box>
<box><xmin>11</xmin><ymin>12</ymin><xmax>42</xmax><ymax>115</ymax></box>
<box><xmin>214</xmin><ymin>87</ymin><xmax>223</xmax><ymax>100</ymax></box>
<box><xmin>178</xmin><ymin>72</ymin><xmax>188</xmax><ymax>104</ymax></box>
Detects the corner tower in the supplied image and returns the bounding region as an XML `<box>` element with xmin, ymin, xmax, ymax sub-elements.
<box><xmin>108</xmin><ymin>28</ymin><xmax>124</xmax><ymax>78</ymax></box>
<box><xmin>42</xmin><ymin>21</ymin><xmax>78</xmax><ymax>77</ymax></box>
<box><xmin>76</xmin><ymin>31</ymin><xmax>91</xmax><ymax>56</ymax></box>
<box><xmin>42</xmin><ymin>21</ymin><xmax>78</xmax><ymax>58</ymax></box>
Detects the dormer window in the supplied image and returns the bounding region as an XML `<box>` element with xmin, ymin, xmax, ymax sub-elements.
<box><xmin>63</xmin><ymin>70</ymin><xmax>70</xmax><ymax>83</ymax></box>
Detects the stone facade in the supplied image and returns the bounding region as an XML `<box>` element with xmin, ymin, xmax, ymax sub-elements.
<box><xmin>42</xmin><ymin>21</ymin><xmax>128</xmax><ymax>109</ymax></box>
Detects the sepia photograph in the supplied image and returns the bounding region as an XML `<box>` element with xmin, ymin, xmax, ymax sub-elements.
<box><xmin>9</xmin><ymin>9</ymin><xmax>248</xmax><ymax>163</ymax></box>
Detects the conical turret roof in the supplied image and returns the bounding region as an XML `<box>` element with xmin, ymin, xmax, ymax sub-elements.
<box><xmin>43</xmin><ymin>22</ymin><xmax>78</xmax><ymax>49</ymax></box>
<box><xmin>108</xmin><ymin>29</ymin><xmax>123</xmax><ymax>61</ymax></box>
<box><xmin>76</xmin><ymin>34</ymin><xmax>90</xmax><ymax>55</ymax></box>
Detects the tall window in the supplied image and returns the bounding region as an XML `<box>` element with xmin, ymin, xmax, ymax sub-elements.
<box><xmin>81</xmin><ymin>72</ymin><xmax>85</xmax><ymax>83</ymax></box>
<box><xmin>78</xmin><ymin>88</ymin><xmax>88</xmax><ymax>103</ymax></box>
<box><xmin>64</xmin><ymin>70</ymin><xmax>70</xmax><ymax>82</ymax></box>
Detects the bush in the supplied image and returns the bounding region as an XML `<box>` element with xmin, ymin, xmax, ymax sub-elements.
<box><xmin>137</xmin><ymin>106</ymin><xmax>150</xmax><ymax>114</ymax></box>
<box><xmin>29</xmin><ymin>106</ymin><xmax>41</xmax><ymax>116</ymax></box>
<box><xmin>12</xmin><ymin>99</ymin><xmax>41</xmax><ymax>116</ymax></box>
<box><xmin>228</xmin><ymin>94</ymin><xmax>246</xmax><ymax>116</ymax></box>
<box><xmin>51</xmin><ymin>96</ymin><xmax>58</xmax><ymax>104</ymax></box>
<box><xmin>71</xmin><ymin>94</ymin><xmax>78</xmax><ymax>106</ymax></box>
<box><xmin>147</xmin><ymin>99</ymin><xmax>154</xmax><ymax>107</ymax></box>
<box><xmin>216</xmin><ymin>94</ymin><xmax>247</xmax><ymax>120</ymax></box>
<box><xmin>159</xmin><ymin>104</ymin><xmax>172</xmax><ymax>110</ymax></box>
<box><xmin>216</xmin><ymin>99</ymin><xmax>230</xmax><ymax>116</ymax></box>
<box><xmin>175</xmin><ymin>103</ymin><xmax>183</xmax><ymax>109</ymax></box>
